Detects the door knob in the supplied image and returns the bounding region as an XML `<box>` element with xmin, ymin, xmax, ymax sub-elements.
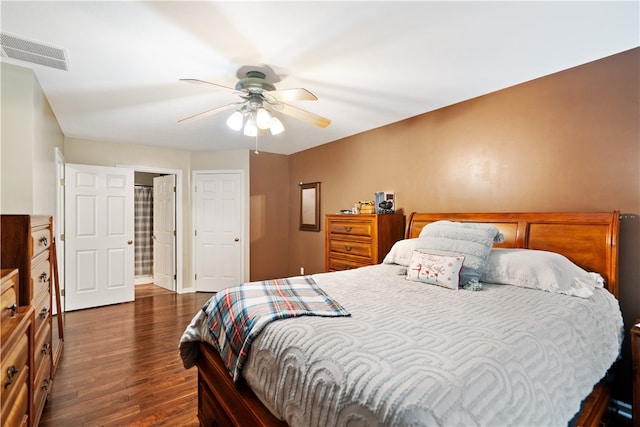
<box><xmin>234</xmin><ymin>238</ymin><xmax>240</xmax><ymax>242</ymax></box>
<box><xmin>127</xmin><ymin>240</ymin><xmax>133</xmax><ymax>245</ymax></box>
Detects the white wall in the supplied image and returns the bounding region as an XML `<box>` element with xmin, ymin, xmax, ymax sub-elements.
<box><xmin>33</xmin><ymin>74</ymin><xmax>64</xmax><ymax>214</ymax></box>
<box><xmin>1</xmin><ymin>62</ymin><xmax>64</xmax><ymax>216</ymax></box>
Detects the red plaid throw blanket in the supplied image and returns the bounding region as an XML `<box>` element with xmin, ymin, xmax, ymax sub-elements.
<box><xmin>204</xmin><ymin>276</ymin><xmax>350</xmax><ymax>382</ymax></box>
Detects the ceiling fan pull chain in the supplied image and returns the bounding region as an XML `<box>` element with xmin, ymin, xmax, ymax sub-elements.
<box><xmin>254</xmin><ymin>135</ymin><xmax>259</xmax><ymax>155</ymax></box>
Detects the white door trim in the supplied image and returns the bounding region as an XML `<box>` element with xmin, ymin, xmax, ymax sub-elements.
<box><xmin>54</xmin><ymin>147</ymin><xmax>65</xmax><ymax>313</ymax></box>
<box><xmin>117</xmin><ymin>165</ymin><xmax>183</xmax><ymax>293</ymax></box>
<box><xmin>192</xmin><ymin>169</ymin><xmax>246</xmax><ymax>291</ymax></box>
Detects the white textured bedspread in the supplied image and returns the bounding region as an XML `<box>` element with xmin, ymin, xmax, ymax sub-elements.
<box><xmin>180</xmin><ymin>264</ymin><xmax>623</xmax><ymax>427</ymax></box>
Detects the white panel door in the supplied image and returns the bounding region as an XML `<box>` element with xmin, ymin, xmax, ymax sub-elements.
<box><xmin>153</xmin><ymin>174</ymin><xmax>175</xmax><ymax>291</ymax></box>
<box><xmin>194</xmin><ymin>172</ymin><xmax>243</xmax><ymax>292</ymax></box>
<box><xmin>65</xmin><ymin>163</ymin><xmax>134</xmax><ymax>311</ymax></box>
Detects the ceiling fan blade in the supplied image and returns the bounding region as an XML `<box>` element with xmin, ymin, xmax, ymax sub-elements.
<box><xmin>178</xmin><ymin>103</ymin><xmax>239</xmax><ymax>124</ymax></box>
<box><xmin>179</xmin><ymin>78</ymin><xmax>236</xmax><ymax>92</ymax></box>
<box><xmin>277</xmin><ymin>103</ymin><xmax>331</xmax><ymax>128</ymax></box>
<box><xmin>267</xmin><ymin>88</ymin><xmax>318</xmax><ymax>102</ymax></box>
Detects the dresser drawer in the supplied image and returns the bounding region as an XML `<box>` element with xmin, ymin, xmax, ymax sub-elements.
<box><xmin>1</xmin><ymin>328</ymin><xmax>29</xmax><ymax>390</ymax></box>
<box><xmin>31</xmin><ymin>252</ymin><xmax>50</xmax><ymax>301</ymax></box>
<box><xmin>327</xmin><ymin>256</ymin><xmax>372</xmax><ymax>271</ymax></box>
<box><xmin>328</xmin><ymin>239</ymin><xmax>374</xmax><ymax>259</ymax></box>
<box><xmin>31</xmin><ymin>225</ymin><xmax>51</xmax><ymax>259</ymax></box>
<box><xmin>34</xmin><ymin>359</ymin><xmax>52</xmax><ymax>424</ymax></box>
<box><xmin>34</xmin><ymin>321</ymin><xmax>51</xmax><ymax>374</ymax></box>
<box><xmin>1</xmin><ymin>371</ymin><xmax>29</xmax><ymax>427</ymax></box>
<box><xmin>1</xmin><ymin>282</ymin><xmax>18</xmax><ymax>323</ymax></box>
<box><xmin>1</xmin><ymin>269</ymin><xmax>19</xmax><ymax>326</ymax></box>
<box><xmin>328</xmin><ymin>219</ymin><xmax>374</xmax><ymax>239</ymax></box>
<box><xmin>33</xmin><ymin>290</ymin><xmax>51</xmax><ymax>336</ymax></box>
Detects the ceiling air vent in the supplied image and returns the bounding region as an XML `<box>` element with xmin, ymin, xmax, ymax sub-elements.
<box><xmin>0</xmin><ymin>32</ymin><xmax>69</xmax><ymax>71</ymax></box>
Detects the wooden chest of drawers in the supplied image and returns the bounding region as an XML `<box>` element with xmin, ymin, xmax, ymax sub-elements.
<box><xmin>325</xmin><ymin>214</ymin><xmax>405</xmax><ymax>271</ymax></box>
<box><xmin>1</xmin><ymin>269</ymin><xmax>34</xmax><ymax>427</ymax></box>
<box><xmin>1</xmin><ymin>215</ymin><xmax>54</xmax><ymax>426</ymax></box>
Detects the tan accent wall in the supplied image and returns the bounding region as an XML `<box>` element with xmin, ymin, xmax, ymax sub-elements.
<box><xmin>286</xmin><ymin>48</ymin><xmax>638</xmax><ymax>274</ymax></box>
<box><xmin>281</xmin><ymin>48</ymin><xmax>639</xmax><ymax>402</ymax></box>
<box><xmin>249</xmin><ymin>152</ymin><xmax>290</xmax><ymax>280</ymax></box>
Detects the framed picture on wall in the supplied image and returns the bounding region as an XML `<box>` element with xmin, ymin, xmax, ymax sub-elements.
<box><xmin>299</xmin><ymin>182</ymin><xmax>320</xmax><ymax>231</ymax></box>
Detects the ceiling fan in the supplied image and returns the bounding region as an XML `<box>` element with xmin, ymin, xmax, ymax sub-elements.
<box><xmin>178</xmin><ymin>68</ymin><xmax>331</xmax><ymax>136</ymax></box>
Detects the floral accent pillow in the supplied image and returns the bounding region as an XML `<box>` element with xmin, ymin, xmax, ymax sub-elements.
<box><xmin>406</xmin><ymin>250</ymin><xmax>465</xmax><ymax>290</ymax></box>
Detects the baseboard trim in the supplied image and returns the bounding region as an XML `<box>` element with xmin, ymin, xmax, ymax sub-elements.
<box><xmin>135</xmin><ymin>275</ymin><xmax>153</xmax><ymax>285</ymax></box>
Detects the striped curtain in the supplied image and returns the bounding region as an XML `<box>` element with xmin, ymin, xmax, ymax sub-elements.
<box><xmin>135</xmin><ymin>186</ymin><xmax>154</xmax><ymax>276</ymax></box>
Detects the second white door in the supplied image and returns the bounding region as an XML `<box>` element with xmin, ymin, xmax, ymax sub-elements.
<box><xmin>153</xmin><ymin>175</ymin><xmax>176</xmax><ymax>291</ymax></box>
<box><xmin>193</xmin><ymin>171</ymin><xmax>243</xmax><ymax>292</ymax></box>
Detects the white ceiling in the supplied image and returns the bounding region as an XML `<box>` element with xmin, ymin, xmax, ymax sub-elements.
<box><xmin>1</xmin><ymin>1</ymin><xmax>638</xmax><ymax>155</ymax></box>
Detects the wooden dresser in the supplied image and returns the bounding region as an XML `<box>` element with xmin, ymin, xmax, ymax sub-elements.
<box><xmin>325</xmin><ymin>214</ymin><xmax>405</xmax><ymax>271</ymax></box>
<box><xmin>1</xmin><ymin>215</ymin><xmax>54</xmax><ymax>426</ymax></box>
<box><xmin>1</xmin><ymin>269</ymin><xmax>34</xmax><ymax>427</ymax></box>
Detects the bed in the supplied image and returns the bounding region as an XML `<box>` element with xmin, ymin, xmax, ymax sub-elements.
<box><xmin>180</xmin><ymin>211</ymin><xmax>623</xmax><ymax>427</ymax></box>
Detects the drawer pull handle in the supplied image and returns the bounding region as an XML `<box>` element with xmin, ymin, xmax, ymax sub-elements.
<box><xmin>343</xmin><ymin>226</ymin><xmax>352</xmax><ymax>232</ymax></box>
<box><xmin>42</xmin><ymin>343</ymin><xmax>50</xmax><ymax>354</ymax></box>
<box><xmin>344</xmin><ymin>246</ymin><xmax>353</xmax><ymax>252</ymax></box>
<box><xmin>7</xmin><ymin>303</ymin><xmax>17</xmax><ymax>314</ymax></box>
<box><xmin>39</xmin><ymin>307</ymin><xmax>49</xmax><ymax>319</ymax></box>
<box><xmin>42</xmin><ymin>378</ymin><xmax>50</xmax><ymax>391</ymax></box>
<box><xmin>39</xmin><ymin>236</ymin><xmax>48</xmax><ymax>246</ymax></box>
<box><xmin>40</xmin><ymin>272</ymin><xmax>48</xmax><ymax>282</ymax></box>
<box><xmin>4</xmin><ymin>365</ymin><xmax>18</xmax><ymax>389</ymax></box>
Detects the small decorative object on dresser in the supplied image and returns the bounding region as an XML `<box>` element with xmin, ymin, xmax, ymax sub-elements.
<box><xmin>325</xmin><ymin>213</ymin><xmax>405</xmax><ymax>271</ymax></box>
<box><xmin>374</xmin><ymin>191</ymin><xmax>395</xmax><ymax>213</ymax></box>
<box><xmin>357</xmin><ymin>201</ymin><xmax>375</xmax><ymax>214</ymax></box>
<box><xmin>633</xmin><ymin>317</ymin><xmax>640</xmax><ymax>427</ymax></box>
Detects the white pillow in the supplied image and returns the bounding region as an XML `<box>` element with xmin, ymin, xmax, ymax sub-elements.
<box><xmin>481</xmin><ymin>248</ymin><xmax>605</xmax><ymax>298</ymax></box>
<box><xmin>417</xmin><ymin>221</ymin><xmax>502</xmax><ymax>285</ymax></box>
<box><xmin>406</xmin><ymin>250</ymin><xmax>465</xmax><ymax>290</ymax></box>
<box><xmin>382</xmin><ymin>238</ymin><xmax>421</xmax><ymax>266</ymax></box>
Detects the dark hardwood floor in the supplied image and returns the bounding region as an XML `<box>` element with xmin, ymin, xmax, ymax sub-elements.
<box><xmin>39</xmin><ymin>285</ymin><xmax>213</xmax><ymax>426</ymax></box>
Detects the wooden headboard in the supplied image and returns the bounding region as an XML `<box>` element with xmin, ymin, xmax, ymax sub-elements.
<box><xmin>405</xmin><ymin>212</ymin><xmax>621</xmax><ymax>297</ymax></box>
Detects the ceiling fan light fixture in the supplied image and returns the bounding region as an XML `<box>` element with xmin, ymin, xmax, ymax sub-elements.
<box><xmin>180</xmin><ymin>67</ymin><xmax>330</xmax><ymax>137</ymax></box>
<box><xmin>244</xmin><ymin>118</ymin><xmax>258</xmax><ymax>137</ymax></box>
<box><xmin>256</xmin><ymin>107</ymin><xmax>271</xmax><ymax>130</ymax></box>
<box><xmin>270</xmin><ymin>116</ymin><xmax>285</xmax><ymax>135</ymax></box>
<box><xmin>226</xmin><ymin>110</ymin><xmax>244</xmax><ymax>131</ymax></box>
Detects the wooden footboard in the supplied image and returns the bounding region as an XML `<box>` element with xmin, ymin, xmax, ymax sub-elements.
<box><xmin>196</xmin><ymin>342</ymin><xmax>286</xmax><ymax>427</ymax></box>
<box><xmin>196</xmin><ymin>341</ymin><xmax>612</xmax><ymax>427</ymax></box>
<box><xmin>574</xmin><ymin>381</ymin><xmax>612</xmax><ymax>427</ymax></box>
